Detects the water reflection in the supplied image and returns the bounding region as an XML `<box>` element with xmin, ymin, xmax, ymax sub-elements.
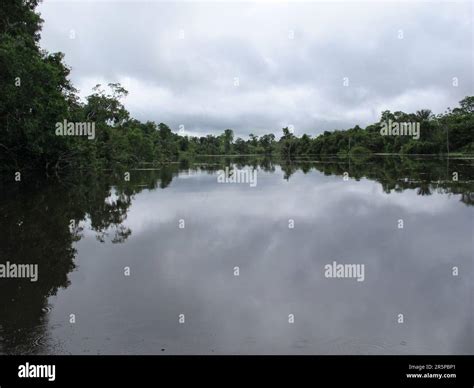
<box><xmin>0</xmin><ymin>156</ymin><xmax>472</xmax><ymax>354</ymax></box>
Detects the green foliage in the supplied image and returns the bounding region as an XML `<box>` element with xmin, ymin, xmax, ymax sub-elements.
<box><xmin>1</xmin><ymin>0</ymin><xmax>472</xmax><ymax>172</ymax></box>
<box><xmin>0</xmin><ymin>0</ymin><xmax>78</xmax><ymax>169</ymax></box>
<box><xmin>349</xmin><ymin>145</ymin><xmax>371</xmax><ymax>155</ymax></box>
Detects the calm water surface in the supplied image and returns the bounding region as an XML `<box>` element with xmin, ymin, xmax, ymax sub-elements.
<box><xmin>1</xmin><ymin>156</ymin><xmax>473</xmax><ymax>354</ymax></box>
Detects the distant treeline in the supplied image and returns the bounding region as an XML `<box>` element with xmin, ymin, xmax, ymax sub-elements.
<box><xmin>1</xmin><ymin>1</ymin><xmax>473</xmax><ymax>172</ymax></box>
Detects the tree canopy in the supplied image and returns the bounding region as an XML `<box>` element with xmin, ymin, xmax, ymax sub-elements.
<box><xmin>1</xmin><ymin>0</ymin><xmax>473</xmax><ymax>173</ymax></box>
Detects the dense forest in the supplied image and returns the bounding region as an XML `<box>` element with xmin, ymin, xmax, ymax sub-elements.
<box><xmin>1</xmin><ymin>1</ymin><xmax>473</xmax><ymax>173</ymax></box>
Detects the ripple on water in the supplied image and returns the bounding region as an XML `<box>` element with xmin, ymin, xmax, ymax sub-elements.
<box><xmin>317</xmin><ymin>336</ymin><xmax>421</xmax><ymax>355</ymax></box>
<box><xmin>41</xmin><ymin>305</ymin><xmax>53</xmax><ymax>314</ymax></box>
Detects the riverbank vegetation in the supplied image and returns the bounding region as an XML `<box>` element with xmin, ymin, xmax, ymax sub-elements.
<box><xmin>1</xmin><ymin>1</ymin><xmax>473</xmax><ymax>173</ymax></box>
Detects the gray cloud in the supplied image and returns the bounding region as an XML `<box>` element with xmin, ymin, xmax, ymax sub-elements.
<box><xmin>39</xmin><ymin>1</ymin><xmax>473</xmax><ymax>138</ymax></box>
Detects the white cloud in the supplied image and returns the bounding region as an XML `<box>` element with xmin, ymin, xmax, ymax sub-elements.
<box><xmin>39</xmin><ymin>1</ymin><xmax>473</xmax><ymax>138</ymax></box>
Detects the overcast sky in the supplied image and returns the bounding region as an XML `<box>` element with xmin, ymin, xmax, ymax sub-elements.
<box><xmin>38</xmin><ymin>0</ymin><xmax>473</xmax><ymax>138</ymax></box>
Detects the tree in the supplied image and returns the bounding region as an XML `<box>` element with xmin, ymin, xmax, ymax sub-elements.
<box><xmin>280</xmin><ymin>127</ymin><xmax>296</xmax><ymax>157</ymax></box>
<box><xmin>416</xmin><ymin>109</ymin><xmax>432</xmax><ymax>121</ymax></box>
<box><xmin>456</xmin><ymin>96</ymin><xmax>474</xmax><ymax>114</ymax></box>
<box><xmin>0</xmin><ymin>0</ymin><xmax>78</xmax><ymax>170</ymax></box>
<box><xmin>259</xmin><ymin>134</ymin><xmax>275</xmax><ymax>154</ymax></box>
<box><xmin>221</xmin><ymin>129</ymin><xmax>234</xmax><ymax>154</ymax></box>
<box><xmin>234</xmin><ymin>137</ymin><xmax>248</xmax><ymax>154</ymax></box>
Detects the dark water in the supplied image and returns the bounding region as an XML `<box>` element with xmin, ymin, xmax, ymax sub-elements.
<box><xmin>1</xmin><ymin>156</ymin><xmax>473</xmax><ymax>355</ymax></box>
